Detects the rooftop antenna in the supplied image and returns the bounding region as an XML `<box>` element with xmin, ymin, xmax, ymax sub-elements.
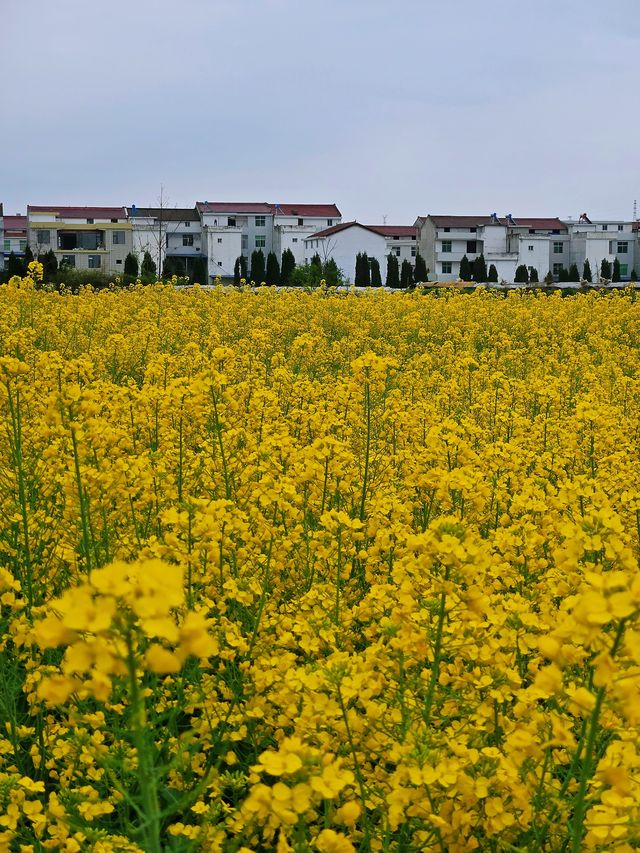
<box><xmin>382</xmin><ymin>214</ymin><xmax>387</xmax><ymax>224</ymax></box>
<box><xmin>634</xmin><ymin>199</ymin><xmax>637</xmax><ymax>221</ymax></box>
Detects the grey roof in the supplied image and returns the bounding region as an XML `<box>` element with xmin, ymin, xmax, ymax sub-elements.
<box><xmin>127</xmin><ymin>206</ymin><xmax>199</xmax><ymax>222</ymax></box>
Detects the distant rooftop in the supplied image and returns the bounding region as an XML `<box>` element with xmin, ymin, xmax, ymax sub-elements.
<box><xmin>309</xmin><ymin>221</ymin><xmax>415</xmax><ymax>240</ymax></box>
<box><xmin>196</xmin><ymin>201</ymin><xmax>273</xmax><ymax>214</ymax></box>
<box><xmin>127</xmin><ymin>206</ymin><xmax>199</xmax><ymax>221</ymax></box>
<box><xmin>424</xmin><ymin>215</ymin><xmax>567</xmax><ymax>231</ymax></box>
<box><xmin>28</xmin><ymin>205</ymin><xmax>127</xmax><ymax>219</ymax></box>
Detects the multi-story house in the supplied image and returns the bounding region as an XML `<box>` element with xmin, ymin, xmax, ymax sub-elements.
<box><xmin>198</xmin><ymin>202</ymin><xmax>274</xmax><ymax>280</ymax></box>
<box><xmin>27</xmin><ymin>206</ymin><xmax>132</xmax><ymax>274</ymax></box>
<box><xmin>272</xmin><ymin>204</ymin><xmax>342</xmax><ymax>266</ymax></box>
<box><xmin>197</xmin><ymin>201</ymin><xmax>343</xmax><ymax>281</ymax></box>
<box><xmin>415</xmin><ymin>214</ymin><xmax>568</xmax><ymax>281</ymax></box>
<box><xmin>304</xmin><ymin>222</ymin><xmax>418</xmax><ymax>283</ymax></box>
<box><xmin>3</xmin><ymin>213</ymin><xmax>28</xmax><ymax>269</ymax></box>
<box><xmin>375</xmin><ymin>225</ymin><xmax>418</xmax><ymax>266</ymax></box>
<box><xmin>564</xmin><ymin>214</ymin><xmax>637</xmax><ymax>280</ymax></box>
<box><xmin>128</xmin><ymin>206</ymin><xmax>202</xmax><ymax>277</ymax></box>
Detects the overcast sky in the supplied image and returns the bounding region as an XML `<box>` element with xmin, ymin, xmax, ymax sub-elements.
<box><xmin>1</xmin><ymin>0</ymin><xmax>638</xmax><ymax>223</ymax></box>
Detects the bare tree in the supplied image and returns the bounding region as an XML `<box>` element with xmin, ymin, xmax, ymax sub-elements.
<box><xmin>130</xmin><ymin>186</ymin><xmax>185</xmax><ymax>275</ymax></box>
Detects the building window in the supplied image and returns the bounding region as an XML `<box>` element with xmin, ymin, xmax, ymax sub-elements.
<box><xmin>441</xmin><ymin>240</ymin><xmax>452</xmax><ymax>253</ymax></box>
<box><xmin>36</xmin><ymin>230</ymin><xmax>50</xmax><ymax>245</ymax></box>
<box><xmin>116</xmin><ymin>259</ymin><xmax>122</xmax><ymax>264</ymax></box>
<box><xmin>111</xmin><ymin>218</ymin><xmax>118</xmax><ymax>223</ymax></box>
<box><xmin>112</xmin><ymin>230</ymin><xmax>125</xmax><ymax>245</ymax></box>
<box><xmin>553</xmin><ymin>241</ymin><xmax>564</xmax><ymax>253</ymax></box>
<box><xmin>393</xmin><ymin>236</ymin><xmax>399</xmax><ymax>241</ymax></box>
<box><xmin>617</xmin><ymin>241</ymin><xmax>628</xmax><ymax>253</ymax></box>
<box><xmin>217</xmin><ymin>238</ymin><xmax>222</xmax><ymax>244</ymax></box>
<box><xmin>3</xmin><ymin>240</ymin><xmax>9</xmax><ymax>251</ymax></box>
<box><xmin>88</xmin><ymin>255</ymin><xmax>101</xmax><ymax>268</ymax></box>
<box><xmin>411</xmin><ymin>247</ymin><xmax>416</xmax><ymax>257</ymax></box>
<box><xmin>185</xmin><ymin>221</ymin><xmax>191</xmax><ymax>227</ymax></box>
<box><xmin>602</xmin><ymin>224</ymin><xmax>608</xmax><ymax>231</ymax></box>
<box><xmin>443</xmin><ymin>227</ymin><xmax>450</xmax><ymax>233</ymax></box>
<box><xmin>327</xmin><ymin>219</ymin><xmax>333</xmax><ymax>226</ymax></box>
<box><xmin>218</xmin><ymin>261</ymin><xmax>223</xmax><ymax>266</ymax></box>
<box><xmin>469</xmin><ymin>227</ymin><xmax>476</xmax><ymax>234</ymax></box>
<box><xmin>292</xmin><ymin>238</ymin><xmax>298</xmax><ymax>243</ymax></box>
<box><xmin>19</xmin><ymin>240</ymin><xmax>27</xmax><ymax>251</ymax></box>
<box><xmin>298</xmin><ymin>218</ymin><xmax>303</xmax><ymax>226</ymax></box>
<box><xmin>255</xmin><ymin>236</ymin><xmax>266</xmax><ymax>248</ymax></box>
<box><xmin>228</xmin><ymin>217</ymin><xmax>236</xmax><ymax>227</ymax></box>
<box><xmin>441</xmin><ymin>262</ymin><xmax>452</xmax><ymax>274</ymax></box>
<box><xmin>552</xmin><ymin>229</ymin><xmax>560</xmax><ymax>234</ymax></box>
<box><xmin>183</xmin><ymin>235</ymin><xmax>194</xmax><ymax>246</ymax></box>
<box><xmin>255</xmin><ymin>216</ymin><xmax>266</xmax><ymax>227</ymax></box>
<box><xmin>553</xmin><ymin>263</ymin><xmax>563</xmax><ymax>275</ymax></box>
<box><xmin>618</xmin><ymin>224</ymin><xmax>624</xmax><ymax>231</ymax></box>
<box><xmin>412</xmin><ymin>235</ymin><xmax>416</xmax><ymax>240</ymax></box>
<box><xmin>529</xmin><ymin>229</ymin><xmax>536</xmax><ymax>235</ymax></box>
<box><xmin>467</xmin><ymin>240</ymin><xmax>477</xmax><ymax>253</ymax></box>
<box><xmin>86</xmin><ymin>218</ymin><xmax>94</xmax><ymax>224</ymax></box>
<box><xmin>528</xmin><ymin>245</ymin><xmax>534</xmax><ymax>251</ymax></box>
<box><xmin>61</xmin><ymin>255</ymin><xmax>76</xmax><ymax>268</ymax></box>
<box><xmin>395</xmin><ymin>248</ymin><xmax>401</xmax><ymax>256</ymax></box>
<box><xmin>620</xmin><ymin>264</ymin><xmax>628</xmax><ymax>276</ymax></box>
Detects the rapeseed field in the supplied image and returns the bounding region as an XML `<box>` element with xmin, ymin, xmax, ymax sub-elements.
<box><xmin>1</xmin><ymin>266</ymin><xmax>640</xmax><ymax>851</ymax></box>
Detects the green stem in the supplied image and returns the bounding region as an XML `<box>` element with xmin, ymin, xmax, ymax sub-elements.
<box><xmin>125</xmin><ymin>630</ymin><xmax>162</xmax><ymax>853</ymax></box>
<box><xmin>359</xmin><ymin>381</ymin><xmax>371</xmax><ymax>522</ymax></box>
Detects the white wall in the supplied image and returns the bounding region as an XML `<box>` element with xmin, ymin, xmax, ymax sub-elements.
<box><xmin>516</xmin><ymin>236</ymin><xmax>551</xmax><ymax>277</ymax></box>
<box><xmin>205</xmin><ymin>228</ymin><xmax>242</xmax><ymax>280</ymax></box>
<box><xmin>306</xmin><ymin>226</ymin><xmax>387</xmax><ymax>283</ymax></box>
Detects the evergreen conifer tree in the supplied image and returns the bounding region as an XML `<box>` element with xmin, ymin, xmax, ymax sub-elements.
<box><xmin>568</xmin><ymin>263</ymin><xmax>580</xmax><ymax>282</ymax></box>
<box><xmin>514</xmin><ymin>265</ymin><xmax>529</xmax><ymax>283</ymax></box>
<box><xmin>280</xmin><ymin>249</ymin><xmax>295</xmax><ymax>285</ymax></box>
<box><xmin>322</xmin><ymin>258</ymin><xmax>342</xmax><ymax>287</ymax></box>
<box><xmin>612</xmin><ymin>257</ymin><xmax>621</xmax><ymax>282</ymax></box>
<box><xmin>386</xmin><ymin>253</ymin><xmax>400</xmax><ymax>288</ymax></box>
<box><xmin>7</xmin><ymin>252</ymin><xmax>22</xmax><ymax>277</ymax></box>
<box><xmin>414</xmin><ymin>252</ymin><xmax>429</xmax><ymax>283</ymax></box>
<box><xmin>400</xmin><ymin>259</ymin><xmax>414</xmax><ymax>289</ymax></box>
<box><xmin>250</xmin><ymin>249</ymin><xmax>266</xmax><ymax>283</ymax></box>
<box><xmin>488</xmin><ymin>264</ymin><xmax>498</xmax><ymax>282</ymax></box>
<box><xmin>473</xmin><ymin>253</ymin><xmax>487</xmax><ymax>283</ymax></box>
<box><xmin>42</xmin><ymin>249</ymin><xmax>58</xmax><ymax>281</ymax></box>
<box><xmin>630</xmin><ymin>268</ymin><xmax>638</xmax><ymax>282</ymax></box>
<box><xmin>162</xmin><ymin>256</ymin><xmax>175</xmax><ymax>279</ymax></box>
<box><xmin>370</xmin><ymin>257</ymin><xmax>382</xmax><ymax>287</ymax></box>
<box><xmin>459</xmin><ymin>254</ymin><xmax>471</xmax><ymax>281</ymax></box>
<box><xmin>582</xmin><ymin>259</ymin><xmax>592</xmax><ymax>282</ymax></box>
<box><xmin>600</xmin><ymin>259</ymin><xmax>612</xmax><ymax>280</ymax></box>
<box><xmin>544</xmin><ymin>271</ymin><xmax>554</xmax><ymax>285</ymax></box>
<box><xmin>266</xmin><ymin>252</ymin><xmax>280</xmax><ymax>285</ymax></box>
<box><xmin>124</xmin><ymin>253</ymin><xmax>139</xmax><ymax>277</ymax></box>
<box><xmin>141</xmin><ymin>251</ymin><xmax>156</xmax><ymax>279</ymax></box>
<box><xmin>529</xmin><ymin>267</ymin><xmax>539</xmax><ymax>283</ymax></box>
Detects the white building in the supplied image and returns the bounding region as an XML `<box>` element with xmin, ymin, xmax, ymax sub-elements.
<box><xmin>127</xmin><ymin>206</ymin><xmax>202</xmax><ymax>277</ymax></box>
<box><xmin>304</xmin><ymin>222</ymin><xmax>418</xmax><ymax>283</ymax></box>
<box><xmin>197</xmin><ymin>201</ymin><xmax>342</xmax><ymax>281</ymax></box>
<box><xmin>563</xmin><ymin>214</ymin><xmax>637</xmax><ymax>280</ymax></box>
<box><xmin>272</xmin><ymin>204</ymin><xmax>341</xmax><ymax>266</ymax></box>
<box><xmin>415</xmin><ymin>214</ymin><xmax>569</xmax><ymax>281</ymax></box>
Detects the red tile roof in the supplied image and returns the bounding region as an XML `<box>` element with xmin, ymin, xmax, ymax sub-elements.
<box><xmin>4</xmin><ymin>215</ymin><xmax>27</xmax><ymax>233</ymax></box>
<box><xmin>196</xmin><ymin>202</ymin><xmax>273</xmax><ymax>214</ymax></box>
<box><xmin>272</xmin><ymin>203</ymin><xmax>341</xmax><ymax>217</ymax></box>
<box><xmin>28</xmin><ymin>205</ymin><xmax>126</xmax><ymax>219</ymax></box>
<box><xmin>368</xmin><ymin>225</ymin><xmax>417</xmax><ymax>238</ymax></box>
<box><xmin>306</xmin><ymin>221</ymin><xmax>384</xmax><ymax>240</ymax></box>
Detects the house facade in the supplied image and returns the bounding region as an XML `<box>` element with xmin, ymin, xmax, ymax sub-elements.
<box><xmin>128</xmin><ymin>206</ymin><xmax>202</xmax><ymax>276</ymax></box>
<box><xmin>272</xmin><ymin>204</ymin><xmax>342</xmax><ymax>266</ymax></box>
<box><xmin>563</xmin><ymin>214</ymin><xmax>637</xmax><ymax>280</ymax></box>
<box><xmin>304</xmin><ymin>221</ymin><xmax>417</xmax><ymax>283</ymax></box>
<box><xmin>27</xmin><ymin>206</ymin><xmax>132</xmax><ymax>274</ymax></box>
<box><xmin>197</xmin><ymin>202</ymin><xmax>273</xmax><ymax>280</ymax></box>
<box><xmin>415</xmin><ymin>214</ymin><xmax>569</xmax><ymax>281</ymax></box>
<box><xmin>3</xmin><ymin>214</ymin><xmax>28</xmax><ymax>269</ymax></box>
